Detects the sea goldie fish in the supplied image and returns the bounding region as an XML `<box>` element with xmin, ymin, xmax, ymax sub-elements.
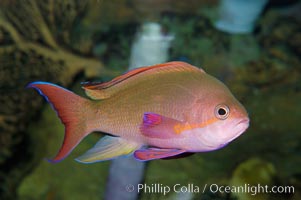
<box><xmin>28</xmin><ymin>61</ymin><xmax>249</xmax><ymax>163</ymax></box>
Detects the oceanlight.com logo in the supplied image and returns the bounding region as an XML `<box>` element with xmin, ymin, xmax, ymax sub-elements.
<box><xmin>125</xmin><ymin>183</ymin><xmax>295</xmax><ymax>196</ymax></box>
<box><xmin>208</xmin><ymin>183</ymin><xmax>295</xmax><ymax>196</ymax></box>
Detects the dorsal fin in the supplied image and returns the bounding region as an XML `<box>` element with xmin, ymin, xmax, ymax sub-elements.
<box><xmin>81</xmin><ymin>81</ymin><xmax>110</xmax><ymax>100</ymax></box>
<box><xmin>82</xmin><ymin>61</ymin><xmax>204</xmax><ymax>100</ymax></box>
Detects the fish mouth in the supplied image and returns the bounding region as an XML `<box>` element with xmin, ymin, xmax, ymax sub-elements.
<box><xmin>238</xmin><ymin>118</ymin><xmax>250</xmax><ymax>124</ymax></box>
<box><xmin>220</xmin><ymin>117</ymin><xmax>250</xmax><ymax>145</ymax></box>
<box><xmin>232</xmin><ymin>117</ymin><xmax>250</xmax><ymax>138</ymax></box>
<box><xmin>237</xmin><ymin>117</ymin><xmax>250</xmax><ymax>130</ymax></box>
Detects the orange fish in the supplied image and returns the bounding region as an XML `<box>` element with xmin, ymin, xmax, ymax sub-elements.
<box><xmin>28</xmin><ymin>61</ymin><xmax>249</xmax><ymax>163</ymax></box>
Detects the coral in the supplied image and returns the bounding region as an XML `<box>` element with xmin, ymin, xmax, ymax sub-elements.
<box><xmin>228</xmin><ymin>12</ymin><xmax>301</xmax><ymax>99</ymax></box>
<box><xmin>163</xmin><ymin>13</ymin><xmax>231</xmax><ymax>68</ymax></box>
<box><xmin>83</xmin><ymin>0</ymin><xmax>218</xmax><ymax>26</ymax></box>
<box><xmin>0</xmin><ymin>0</ymin><xmax>115</xmax><ymax>199</ymax></box>
<box><xmin>0</xmin><ymin>0</ymin><xmax>108</xmax><ymax>83</ymax></box>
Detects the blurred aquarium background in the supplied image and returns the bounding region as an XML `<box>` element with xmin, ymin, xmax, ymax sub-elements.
<box><xmin>0</xmin><ymin>0</ymin><xmax>300</xmax><ymax>200</ymax></box>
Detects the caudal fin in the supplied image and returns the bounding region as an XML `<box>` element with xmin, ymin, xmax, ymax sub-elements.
<box><xmin>28</xmin><ymin>82</ymin><xmax>93</xmax><ymax>163</ymax></box>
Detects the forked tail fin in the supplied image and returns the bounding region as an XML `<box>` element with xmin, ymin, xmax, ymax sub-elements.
<box><xmin>27</xmin><ymin>82</ymin><xmax>94</xmax><ymax>163</ymax></box>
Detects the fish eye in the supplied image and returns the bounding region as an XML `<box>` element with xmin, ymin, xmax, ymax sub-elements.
<box><xmin>215</xmin><ymin>104</ymin><xmax>230</xmax><ymax>120</ymax></box>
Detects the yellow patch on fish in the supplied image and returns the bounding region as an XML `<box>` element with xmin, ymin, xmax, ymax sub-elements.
<box><xmin>174</xmin><ymin>118</ymin><xmax>219</xmax><ymax>134</ymax></box>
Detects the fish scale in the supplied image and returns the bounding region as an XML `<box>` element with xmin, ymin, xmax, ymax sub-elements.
<box><xmin>28</xmin><ymin>61</ymin><xmax>249</xmax><ymax>163</ymax></box>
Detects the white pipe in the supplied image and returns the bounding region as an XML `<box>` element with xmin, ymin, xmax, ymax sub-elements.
<box><xmin>105</xmin><ymin>22</ymin><xmax>173</xmax><ymax>200</ymax></box>
<box><xmin>215</xmin><ymin>0</ymin><xmax>268</xmax><ymax>34</ymax></box>
<box><xmin>129</xmin><ymin>22</ymin><xmax>174</xmax><ymax>69</ymax></box>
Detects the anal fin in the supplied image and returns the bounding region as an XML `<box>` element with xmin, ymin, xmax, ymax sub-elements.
<box><xmin>75</xmin><ymin>136</ymin><xmax>141</xmax><ymax>163</ymax></box>
<box><xmin>134</xmin><ymin>148</ymin><xmax>186</xmax><ymax>161</ymax></box>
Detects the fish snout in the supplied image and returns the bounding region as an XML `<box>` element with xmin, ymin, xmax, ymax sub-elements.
<box><xmin>234</xmin><ymin>117</ymin><xmax>250</xmax><ymax>137</ymax></box>
<box><xmin>238</xmin><ymin>116</ymin><xmax>249</xmax><ymax>124</ymax></box>
<box><xmin>238</xmin><ymin>117</ymin><xmax>250</xmax><ymax>128</ymax></box>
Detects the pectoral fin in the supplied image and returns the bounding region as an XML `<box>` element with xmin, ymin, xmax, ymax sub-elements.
<box><xmin>75</xmin><ymin>136</ymin><xmax>141</xmax><ymax>163</ymax></box>
<box><xmin>140</xmin><ymin>112</ymin><xmax>185</xmax><ymax>139</ymax></box>
<box><xmin>134</xmin><ymin>148</ymin><xmax>186</xmax><ymax>161</ymax></box>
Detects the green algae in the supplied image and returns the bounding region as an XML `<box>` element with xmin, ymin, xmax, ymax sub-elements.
<box><xmin>230</xmin><ymin>158</ymin><xmax>276</xmax><ymax>200</ymax></box>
